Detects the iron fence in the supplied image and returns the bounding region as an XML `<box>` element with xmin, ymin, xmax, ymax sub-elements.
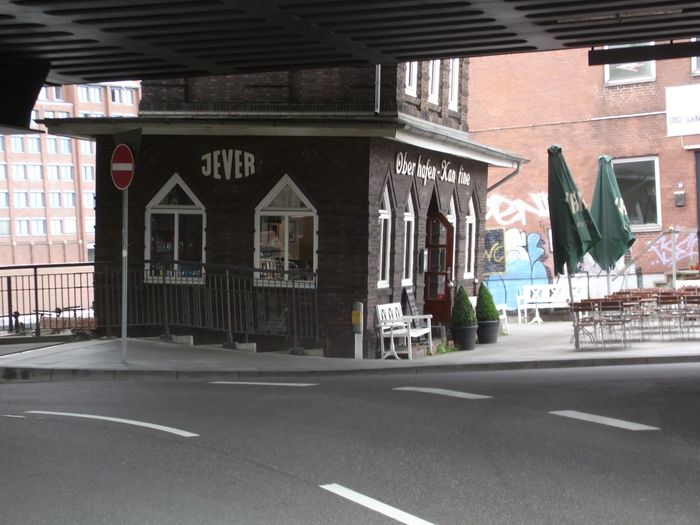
<box><xmin>0</xmin><ymin>261</ymin><xmax>318</xmax><ymax>345</ymax></box>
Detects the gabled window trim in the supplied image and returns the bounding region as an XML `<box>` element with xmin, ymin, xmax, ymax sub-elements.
<box><xmin>254</xmin><ymin>173</ymin><xmax>318</xmax><ymax>287</ymax></box>
<box><xmin>463</xmin><ymin>195</ymin><xmax>476</xmax><ymax>279</ymax></box>
<box><xmin>144</xmin><ymin>173</ymin><xmax>207</xmax><ymax>285</ymax></box>
<box><xmin>378</xmin><ymin>185</ymin><xmax>392</xmax><ymax>289</ymax></box>
<box><xmin>401</xmin><ymin>192</ymin><xmax>416</xmax><ymax>287</ymax></box>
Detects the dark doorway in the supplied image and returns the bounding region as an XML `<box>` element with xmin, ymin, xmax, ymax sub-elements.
<box><xmin>424</xmin><ymin>212</ymin><xmax>454</xmax><ymax>324</ymax></box>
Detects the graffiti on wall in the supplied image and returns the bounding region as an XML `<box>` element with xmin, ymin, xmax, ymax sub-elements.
<box><xmin>486</xmin><ymin>192</ymin><xmax>549</xmax><ymax>226</ymax></box>
<box><xmin>647</xmin><ymin>231</ymin><xmax>698</xmax><ymax>268</ymax></box>
<box><xmin>484</xmin><ymin>229</ymin><xmax>505</xmax><ymax>273</ymax></box>
<box><xmin>484</xmin><ymin>228</ymin><xmax>551</xmax><ymax>310</ymax></box>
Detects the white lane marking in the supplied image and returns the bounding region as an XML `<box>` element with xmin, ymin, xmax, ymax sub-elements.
<box><xmin>25</xmin><ymin>411</ymin><xmax>199</xmax><ymax>437</ymax></box>
<box><xmin>393</xmin><ymin>386</ymin><xmax>492</xmax><ymax>400</ymax></box>
<box><xmin>549</xmin><ymin>410</ymin><xmax>660</xmax><ymax>431</ymax></box>
<box><xmin>320</xmin><ymin>483</ymin><xmax>434</xmax><ymax>525</ymax></box>
<box><xmin>210</xmin><ymin>381</ymin><xmax>317</xmax><ymax>387</ymax></box>
<box><xmin>2</xmin><ymin>414</ymin><xmax>26</xmax><ymax>418</ymax></box>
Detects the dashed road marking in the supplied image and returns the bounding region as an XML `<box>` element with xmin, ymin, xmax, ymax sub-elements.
<box><xmin>393</xmin><ymin>386</ymin><xmax>492</xmax><ymax>400</ymax></box>
<box><xmin>320</xmin><ymin>483</ymin><xmax>434</xmax><ymax>525</ymax></box>
<box><xmin>209</xmin><ymin>381</ymin><xmax>318</xmax><ymax>387</ymax></box>
<box><xmin>1</xmin><ymin>414</ymin><xmax>26</xmax><ymax>418</ymax></box>
<box><xmin>549</xmin><ymin>410</ymin><xmax>660</xmax><ymax>431</ymax></box>
<box><xmin>25</xmin><ymin>411</ymin><xmax>199</xmax><ymax>437</ymax></box>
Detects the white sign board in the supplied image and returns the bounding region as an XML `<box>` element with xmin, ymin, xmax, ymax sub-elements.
<box><xmin>666</xmin><ymin>84</ymin><xmax>700</xmax><ymax>137</ymax></box>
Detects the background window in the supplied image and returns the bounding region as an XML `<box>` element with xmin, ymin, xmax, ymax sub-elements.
<box><xmin>11</xmin><ymin>136</ymin><xmax>23</xmax><ymax>153</ymax></box>
<box><xmin>16</xmin><ymin>219</ymin><xmax>30</xmax><ymax>235</ymax></box>
<box><xmin>448</xmin><ymin>58</ymin><xmax>460</xmax><ymax>111</ymax></box>
<box><xmin>82</xmin><ymin>165</ymin><xmax>95</xmax><ymax>181</ymax></box>
<box><xmin>64</xmin><ymin>218</ymin><xmax>77</xmax><ymax>234</ymax></box>
<box><xmin>50</xmin><ymin>192</ymin><xmax>61</xmax><ymax>208</ymax></box>
<box><xmin>31</xmin><ymin>218</ymin><xmax>46</xmax><ymax>235</ymax></box>
<box><xmin>63</xmin><ymin>191</ymin><xmax>76</xmax><ymax>208</ymax></box>
<box><xmin>0</xmin><ymin>191</ymin><xmax>8</xmax><ymax>207</ymax></box>
<box><xmin>30</xmin><ymin>191</ymin><xmax>45</xmax><ymax>208</ymax></box>
<box><xmin>47</xmin><ymin>165</ymin><xmax>59</xmax><ymax>181</ymax></box>
<box><xmin>428</xmin><ymin>59</ymin><xmax>441</xmax><ymax>104</ymax></box>
<box><xmin>83</xmin><ymin>191</ymin><xmax>95</xmax><ymax>208</ymax></box>
<box><xmin>613</xmin><ymin>156</ymin><xmax>661</xmax><ymax>230</ymax></box>
<box><xmin>14</xmin><ymin>191</ymin><xmax>28</xmax><ymax>208</ymax></box>
<box><xmin>51</xmin><ymin>218</ymin><xmax>63</xmax><ymax>234</ymax></box>
<box><xmin>405</xmin><ymin>61</ymin><xmax>418</xmax><ymax>97</ymax></box>
<box><xmin>604</xmin><ymin>43</ymin><xmax>656</xmax><ymax>85</ymax></box>
<box><xmin>0</xmin><ymin>219</ymin><xmax>9</xmax><ymax>235</ymax></box>
<box><xmin>0</xmin><ymin>164</ymin><xmax>6</xmax><ymax>180</ymax></box>
<box><xmin>28</xmin><ymin>165</ymin><xmax>42</xmax><ymax>181</ymax></box>
<box><xmin>60</xmin><ymin>165</ymin><xmax>74</xmax><ymax>181</ymax></box>
<box><xmin>27</xmin><ymin>136</ymin><xmax>40</xmax><ymax>153</ymax></box>
<box><xmin>12</xmin><ymin>164</ymin><xmax>26</xmax><ymax>180</ymax></box>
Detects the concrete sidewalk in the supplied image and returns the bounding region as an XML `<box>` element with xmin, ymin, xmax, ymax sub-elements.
<box><xmin>2</xmin><ymin>321</ymin><xmax>700</xmax><ymax>382</ymax></box>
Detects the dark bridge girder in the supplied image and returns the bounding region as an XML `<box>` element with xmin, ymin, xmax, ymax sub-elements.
<box><xmin>3</xmin><ymin>0</ymin><xmax>700</xmax><ymax>131</ymax></box>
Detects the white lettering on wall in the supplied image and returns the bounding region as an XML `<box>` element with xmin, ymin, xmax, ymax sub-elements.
<box><xmin>395</xmin><ymin>151</ymin><xmax>470</xmax><ymax>186</ymax></box>
<box><xmin>201</xmin><ymin>149</ymin><xmax>256</xmax><ymax>180</ymax></box>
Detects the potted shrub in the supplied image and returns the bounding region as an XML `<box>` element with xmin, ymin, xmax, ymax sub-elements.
<box><xmin>451</xmin><ymin>285</ymin><xmax>477</xmax><ymax>350</ymax></box>
<box><xmin>475</xmin><ymin>282</ymin><xmax>500</xmax><ymax>344</ymax></box>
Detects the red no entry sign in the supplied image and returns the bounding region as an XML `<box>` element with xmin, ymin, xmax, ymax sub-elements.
<box><xmin>111</xmin><ymin>144</ymin><xmax>134</xmax><ymax>190</ymax></box>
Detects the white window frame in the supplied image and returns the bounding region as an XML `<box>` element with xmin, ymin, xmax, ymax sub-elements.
<box><xmin>144</xmin><ymin>173</ymin><xmax>207</xmax><ymax>284</ymax></box>
<box><xmin>0</xmin><ymin>191</ymin><xmax>7</xmax><ymax>208</ymax></box>
<box><xmin>28</xmin><ymin>164</ymin><xmax>42</xmax><ymax>181</ymax></box>
<box><xmin>604</xmin><ymin>42</ymin><xmax>656</xmax><ymax>85</ymax></box>
<box><xmin>14</xmin><ymin>191</ymin><xmax>28</xmax><ymax>208</ymax></box>
<box><xmin>448</xmin><ymin>58</ymin><xmax>460</xmax><ymax>111</ymax></box>
<box><xmin>31</xmin><ymin>218</ymin><xmax>46</xmax><ymax>235</ymax></box>
<box><xmin>402</xmin><ymin>193</ymin><xmax>416</xmax><ymax>287</ymax></box>
<box><xmin>446</xmin><ymin>195</ymin><xmax>457</xmax><ymax>282</ymax></box>
<box><xmin>12</xmin><ymin>164</ymin><xmax>26</xmax><ymax>181</ymax></box>
<box><xmin>83</xmin><ymin>191</ymin><xmax>95</xmax><ymax>208</ymax></box>
<box><xmin>27</xmin><ymin>136</ymin><xmax>40</xmax><ymax>153</ymax></box>
<box><xmin>463</xmin><ymin>195</ymin><xmax>476</xmax><ymax>279</ymax></box>
<box><xmin>405</xmin><ymin>61</ymin><xmax>418</xmax><ymax>97</ymax></box>
<box><xmin>0</xmin><ymin>164</ymin><xmax>5</xmax><ymax>180</ymax></box>
<box><xmin>51</xmin><ymin>218</ymin><xmax>63</xmax><ymax>234</ymax></box>
<box><xmin>30</xmin><ymin>191</ymin><xmax>45</xmax><ymax>208</ymax></box>
<box><xmin>63</xmin><ymin>191</ymin><xmax>76</xmax><ymax>208</ymax></box>
<box><xmin>692</xmin><ymin>38</ymin><xmax>700</xmax><ymax>76</ymax></box>
<box><xmin>378</xmin><ymin>185</ymin><xmax>392</xmax><ymax>289</ymax></box>
<box><xmin>63</xmin><ymin>217</ymin><xmax>77</xmax><ymax>234</ymax></box>
<box><xmin>50</xmin><ymin>192</ymin><xmax>61</xmax><ymax>208</ymax></box>
<box><xmin>82</xmin><ymin>165</ymin><xmax>95</xmax><ymax>181</ymax></box>
<box><xmin>428</xmin><ymin>59</ymin><xmax>441</xmax><ymax>104</ymax></box>
<box><xmin>78</xmin><ymin>86</ymin><xmax>89</xmax><ymax>102</ymax></box>
<box><xmin>15</xmin><ymin>218</ymin><xmax>30</xmax><ymax>236</ymax></box>
<box><xmin>0</xmin><ymin>219</ymin><xmax>9</xmax><ymax>236</ymax></box>
<box><xmin>47</xmin><ymin>136</ymin><xmax>57</xmax><ymax>154</ymax></box>
<box><xmin>47</xmin><ymin>165</ymin><xmax>59</xmax><ymax>181</ymax></box>
<box><xmin>11</xmin><ymin>136</ymin><xmax>23</xmax><ymax>153</ymax></box>
<box><xmin>254</xmin><ymin>173</ymin><xmax>318</xmax><ymax>285</ymax></box>
<box><xmin>612</xmin><ymin>156</ymin><xmax>662</xmax><ymax>232</ymax></box>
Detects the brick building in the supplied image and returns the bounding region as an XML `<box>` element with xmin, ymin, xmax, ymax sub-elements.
<box><xmin>46</xmin><ymin>63</ymin><xmax>523</xmax><ymax>357</ymax></box>
<box><xmin>0</xmin><ymin>81</ymin><xmax>139</xmax><ymax>265</ymax></box>
<box><xmin>468</xmin><ymin>48</ymin><xmax>700</xmax><ymax>309</ymax></box>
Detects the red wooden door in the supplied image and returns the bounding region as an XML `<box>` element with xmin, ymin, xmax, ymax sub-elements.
<box><xmin>423</xmin><ymin>213</ymin><xmax>454</xmax><ymax>324</ymax></box>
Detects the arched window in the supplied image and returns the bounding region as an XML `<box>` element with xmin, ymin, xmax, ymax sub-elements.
<box><xmin>378</xmin><ymin>185</ymin><xmax>392</xmax><ymax>288</ymax></box>
<box><xmin>447</xmin><ymin>195</ymin><xmax>457</xmax><ymax>282</ymax></box>
<box><xmin>463</xmin><ymin>195</ymin><xmax>476</xmax><ymax>279</ymax></box>
<box><xmin>402</xmin><ymin>192</ymin><xmax>415</xmax><ymax>287</ymax></box>
<box><xmin>255</xmin><ymin>174</ymin><xmax>317</xmax><ymax>283</ymax></box>
<box><xmin>145</xmin><ymin>173</ymin><xmax>206</xmax><ymax>281</ymax></box>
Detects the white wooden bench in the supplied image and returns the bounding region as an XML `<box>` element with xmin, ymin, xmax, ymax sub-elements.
<box><xmin>375</xmin><ymin>302</ymin><xmax>432</xmax><ymax>359</ymax></box>
<box><xmin>517</xmin><ymin>284</ymin><xmax>570</xmax><ymax>324</ymax></box>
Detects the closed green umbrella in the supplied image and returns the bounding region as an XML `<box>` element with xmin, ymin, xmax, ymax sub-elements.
<box><xmin>590</xmin><ymin>155</ymin><xmax>635</xmax><ymax>290</ymax></box>
<box><xmin>547</xmin><ymin>145</ymin><xmax>601</xmax><ymax>276</ymax></box>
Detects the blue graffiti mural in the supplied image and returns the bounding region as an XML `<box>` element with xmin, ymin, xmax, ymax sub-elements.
<box><xmin>485</xmin><ymin>229</ymin><xmax>550</xmax><ymax>310</ymax></box>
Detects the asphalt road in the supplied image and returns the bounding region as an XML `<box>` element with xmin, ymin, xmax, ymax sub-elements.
<box><xmin>2</xmin><ymin>363</ymin><xmax>699</xmax><ymax>525</ymax></box>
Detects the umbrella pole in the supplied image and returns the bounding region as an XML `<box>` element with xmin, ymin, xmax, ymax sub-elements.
<box><xmin>568</xmin><ymin>272</ymin><xmax>580</xmax><ymax>349</ymax></box>
<box><xmin>606</xmin><ymin>269</ymin><xmax>611</xmax><ymax>295</ymax></box>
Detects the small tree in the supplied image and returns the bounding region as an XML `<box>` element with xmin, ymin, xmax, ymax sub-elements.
<box><xmin>451</xmin><ymin>284</ymin><xmax>476</xmax><ymax>327</ymax></box>
<box><xmin>475</xmin><ymin>282</ymin><xmax>500</xmax><ymax>322</ymax></box>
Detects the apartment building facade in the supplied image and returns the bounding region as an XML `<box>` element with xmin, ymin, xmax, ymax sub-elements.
<box><xmin>0</xmin><ymin>81</ymin><xmax>139</xmax><ymax>265</ymax></box>
<box><xmin>468</xmin><ymin>47</ymin><xmax>700</xmax><ymax>309</ymax></box>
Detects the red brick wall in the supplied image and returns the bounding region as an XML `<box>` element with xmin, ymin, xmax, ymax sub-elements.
<box><xmin>469</xmin><ymin>48</ymin><xmax>700</xmax><ymax>302</ymax></box>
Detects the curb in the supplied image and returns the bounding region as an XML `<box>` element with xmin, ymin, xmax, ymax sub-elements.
<box><xmin>2</xmin><ymin>354</ymin><xmax>700</xmax><ymax>383</ymax></box>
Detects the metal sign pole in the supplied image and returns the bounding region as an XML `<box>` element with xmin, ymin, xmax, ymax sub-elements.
<box><xmin>121</xmin><ymin>188</ymin><xmax>128</xmax><ymax>363</ymax></box>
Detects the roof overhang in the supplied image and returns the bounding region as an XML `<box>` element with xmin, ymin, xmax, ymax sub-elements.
<box><xmin>43</xmin><ymin>114</ymin><xmax>527</xmax><ymax>169</ymax></box>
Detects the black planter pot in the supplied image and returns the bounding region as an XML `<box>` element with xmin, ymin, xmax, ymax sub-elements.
<box><xmin>477</xmin><ymin>320</ymin><xmax>500</xmax><ymax>344</ymax></box>
<box><xmin>452</xmin><ymin>325</ymin><xmax>477</xmax><ymax>350</ymax></box>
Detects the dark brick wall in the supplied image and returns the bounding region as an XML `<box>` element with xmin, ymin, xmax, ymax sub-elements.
<box><xmin>94</xmin><ymin>134</ymin><xmax>488</xmax><ymax>357</ymax></box>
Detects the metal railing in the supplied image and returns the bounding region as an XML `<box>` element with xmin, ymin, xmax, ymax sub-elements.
<box><xmin>0</xmin><ymin>261</ymin><xmax>318</xmax><ymax>346</ymax></box>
